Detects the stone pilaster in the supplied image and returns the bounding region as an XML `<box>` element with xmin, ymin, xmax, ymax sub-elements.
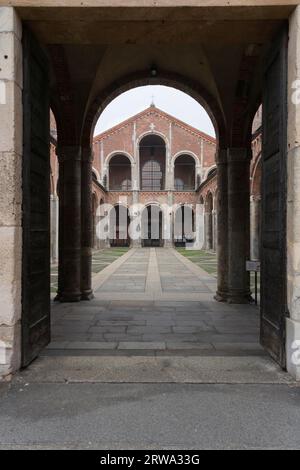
<box><xmin>0</xmin><ymin>7</ymin><xmax>22</xmax><ymax>378</ymax></box>
<box><xmin>227</xmin><ymin>148</ymin><xmax>252</xmax><ymax>304</ymax></box>
<box><xmin>81</xmin><ymin>148</ymin><xmax>94</xmax><ymax>300</ymax></box>
<box><xmin>286</xmin><ymin>5</ymin><xmax>300</xmax><ymax>380</ymax></box>
<box><xmin>56</xmin><ymin>146</ymin><xmax>82</xmax><ymax>302</ymax></box>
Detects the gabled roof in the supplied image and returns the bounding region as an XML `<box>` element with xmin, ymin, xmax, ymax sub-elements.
<box><xmin>93</xmin><ymin>105</ymin><xmax>216</xmax><ymax>144</ymax></box>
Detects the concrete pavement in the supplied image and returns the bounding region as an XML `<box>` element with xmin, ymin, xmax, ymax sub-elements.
<box><xmin>0</xmin><ymin>381</ymin><xmax>299</xmax><ymax>449</ymax></box>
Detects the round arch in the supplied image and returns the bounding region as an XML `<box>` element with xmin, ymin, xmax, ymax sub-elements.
<box><xmin>137</xmin><ymin>130</ymin><xmax>169</xmax><ymax>150</ymax></box>
<box><xmin>204</xmin><ymin>165</ymin><xmax>217</xmax><ymax>181</ymax></box>
<box><xmin>92</xmin><ymin>167</ymin><xmax>101</xmax><ymax>183</ymax></box>
<box><xmin>81</xmin><ymin>70</ymin><xmax>225</xmax><ymax>150</ymax></box>
<box><xmin>105</xmin><ymin>150</ymin><xmax>135</xmax><ymax>167</ymax></box>
<box><xmin>171</xmin><ymin>150</ymin><xmax>199</xmax><ymax>167</ymax></box>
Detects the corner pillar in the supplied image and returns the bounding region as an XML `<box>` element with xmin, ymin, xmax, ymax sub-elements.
<box><xmin>227</xmin><ymin>148</ymin><xmax>251</xmax><ymax>304</ymax></box>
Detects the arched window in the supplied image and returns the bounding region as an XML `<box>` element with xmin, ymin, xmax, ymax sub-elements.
<box><xmin>109</xmin><ymin>154</ymin><xmax>132</xmax><ymax>190</ymax></box>
<box><xmin>140</xmin><ymin>135</ymin><xmax>166</xmax><ymax>191</ymax></box>
<box><xmin>174</xmin><ymin>154</ymin><xmax>196</xmax><ymax>191</ymax></box>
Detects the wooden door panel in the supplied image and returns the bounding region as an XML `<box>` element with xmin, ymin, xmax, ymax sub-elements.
<box><xmin>260</xmin><ymin>27</ymin><xmax>288</xmax><ymax>367</ymax></box>
<box><xmin>22</xmin><ymin>29</ymin><xmax>51</xmax><ymax>367</ymax></box>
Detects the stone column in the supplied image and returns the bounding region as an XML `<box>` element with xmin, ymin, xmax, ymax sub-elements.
<box><xmin>50</xmin><ymin>194</ymin><xmax>59</xmax><ymax>264</ymax></box>
<box><xmin>164</xmin><ymin>191</ymin><xmax>174</xmax><ymax>247</ymax></box>
<box><xmin>250</xmin><ymin>195</ymin><xmax>261</xmax><ymax>261</ymax></box>
<box><xmin>204</xmin><ymin>211</ymin><xmax>212</xmax><ymax>250</ymax></box>
<box><xmin>215</xmin><ymin>150</ymin><xmax>228</xmax><ymax>302</ymax></box>
<box><xmin>81</xmin><ymin>148</ymin><xmax>94</xmax><ymax>300</ymax></box>
<box><xmin>0</xmin><ymin>7</ymin><xmax>22</xmax><ymax>378</ymax></box>
<box><xmin>212</xmin><ymin>209</ymin><xmax>217</xmax><ymax>252</ymax></box>
<box><xmin>57</xmin><ymin>146</ymin><xmax>82</xmax><ymax>302</ymax></box>
<box><xmin>286</xmin><ymin>5</ymin><xmax>300</xmax><ymax>380</ymax></box>
<box><xmin>227</xmin><ymin>148</ymin><xmax>251</xmax><ymax>304</ymax></box>
<box><xmin>131</xmin><ymin>190</ymin><xmax>142</xmax><ymax>247</ymax></box>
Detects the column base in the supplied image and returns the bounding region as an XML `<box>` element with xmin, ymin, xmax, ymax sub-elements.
<box><xmin>227</xmin><ymin>291</ymin><xmax>253</xmax><ymax>305</ymax></box>
<box><xmin>81</xmin><ymin>290</ymin><xmax>94</xmax><ymax>301</ymax></box>
<box><xmin>214</xmin><ymin>291</ymin><xmax>228</xmax><ymax>303</ymax></box>
<box><xmin>55</xmin><ymin>291</ymin><xmax>82</xmax><ymax>303</ymax></box>
<box><xmin>286</xmin><ymin>318</ymin><xmax>300</xmax><ymax>381</ymax></box>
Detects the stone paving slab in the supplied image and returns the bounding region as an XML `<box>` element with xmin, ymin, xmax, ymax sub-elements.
<box><xmin>49</xmin><ymin>248</ymin><xmax>263</xmax><ymax>357</ymax></box>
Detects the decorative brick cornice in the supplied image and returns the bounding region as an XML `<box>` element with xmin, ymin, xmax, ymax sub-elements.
<box><xmin>93</xmin><ymin>106</ymin><xmax>216</xmax><ymax>145</ymax></box>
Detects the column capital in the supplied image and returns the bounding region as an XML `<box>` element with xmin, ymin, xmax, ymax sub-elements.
<box><xmin>227</xmin><ymin>147</ymin><xmax>252</xmax><ymax>164</ymax></box>
<box><xmin>56</xmin><ymin>146</ymin><xmax>81</xmax><ymax>163</ymax></box>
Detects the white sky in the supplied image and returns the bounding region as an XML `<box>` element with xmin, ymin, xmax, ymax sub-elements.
<box><xmin>94</xmin><ymin>85</ymin><xmax>216</xmax><ymax>138</ymax></box>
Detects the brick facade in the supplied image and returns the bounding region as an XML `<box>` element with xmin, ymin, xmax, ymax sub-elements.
<box><xmin>50</xmin><ymin>105</ymin><xmax>261</xmax><ymax>252</ymax></box>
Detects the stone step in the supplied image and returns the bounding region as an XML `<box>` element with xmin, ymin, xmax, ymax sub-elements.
<box><xmin>16</xmin><ymin>355</ymin><xmax>294</xmax><ymax>385</ymax></box>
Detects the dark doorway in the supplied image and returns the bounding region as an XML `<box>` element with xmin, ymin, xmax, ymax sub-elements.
<box><xmin>142</xmin><ymin>205</ymin><xmax>163</xmax><ymax>247</ymax></box>
<box><xmin>174</xmin><ymin>205</ymin><xmax>195</xmax><ymax>247</ymax></box>
<box><xmin>109</xmin><ymin>204</ymin><xmax>130</xmax><ymax>247</ymax></box>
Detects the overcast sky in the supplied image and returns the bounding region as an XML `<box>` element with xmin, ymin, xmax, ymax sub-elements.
<box><xmin>94</xmin><ymin>85</ymin><xmax>216</xmax><ymax>137</ymax></box>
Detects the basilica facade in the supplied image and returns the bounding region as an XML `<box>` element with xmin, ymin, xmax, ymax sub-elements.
<box><xmin>50</xmin><ymin>104</ymin><xmax>261</xmax><ymax>261</ymax></box>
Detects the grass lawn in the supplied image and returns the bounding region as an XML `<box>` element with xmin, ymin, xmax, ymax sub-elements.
<box><xmin>50</xmin><ymin>247</ymin><xmax>130</xmax><ymax>293</ymax></box>
<box><xmin>176</xmin><ymin>248</ymin><xmax>218</xmax><ymax>277</ymax></box>
<box><xmin>176</xmin><ymin>248</ymin><xmax>260</xmax><ymax>295</ymax></box>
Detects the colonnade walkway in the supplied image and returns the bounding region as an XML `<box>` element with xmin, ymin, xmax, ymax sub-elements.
<box><xmin>47</xmin><ymin>248</ymin><xmax>263</xmax><ymax>356</ymax></box>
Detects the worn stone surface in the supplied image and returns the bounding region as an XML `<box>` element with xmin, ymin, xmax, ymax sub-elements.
<box><xmin>49</xmin><ymin>248</ymin><xmax>262</xmax><ymax>354</ymax></box>
<box><xmin>17</xmin><ymin>355</ymin><xmax>293</xmax><ymax>384</ymax></box>
<box><xmin>0</xmin><ymin>7</ymin><xmax>22</xmax><ymax>379</ymax></box>
<box><xmin>286</xmin><ymin>6</ymin><xmax>300</xmax><ymax>380</ymax></box>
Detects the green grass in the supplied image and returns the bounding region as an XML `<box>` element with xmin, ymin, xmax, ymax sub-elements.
<box><xmin>176</xmin><ymin>249</ymin><xmax>218</xmax><ymax>278</ymax></box>
<box><xmin>176</xmin><ymin>248</ymin><xmax>261</xmax><ymax>294</ymax></box>
<box><xmin>50</xmin><ymin>247</ymin><xmax>130</xmax><ymax>293</ymax></box>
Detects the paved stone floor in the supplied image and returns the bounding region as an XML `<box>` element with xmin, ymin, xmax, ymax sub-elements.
<box><xmin>51</xmin><ymin>247</ymin><xmax>129</xmax><ymax>293</ymax></box>
<box><xmin>48</xmin><ymin>248</ymin><xmax>262</xmax><ymax>355</ymax></box>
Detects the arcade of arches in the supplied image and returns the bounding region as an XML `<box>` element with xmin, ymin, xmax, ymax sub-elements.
<box><xmin>50</xmin><ymin>104</ymin><xmax>262</xmax><ymax>256</ymax></box>
<box><xmin>1</xmin><ymin>3</ymin><xmax>300</xmax><ymax>382</ymax></box>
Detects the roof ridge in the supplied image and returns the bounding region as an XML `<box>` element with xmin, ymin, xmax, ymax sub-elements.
<box><xmin>93</xmin><ymin>106</ymin><xmax>216</xmax><ymax>143</ymax></box>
